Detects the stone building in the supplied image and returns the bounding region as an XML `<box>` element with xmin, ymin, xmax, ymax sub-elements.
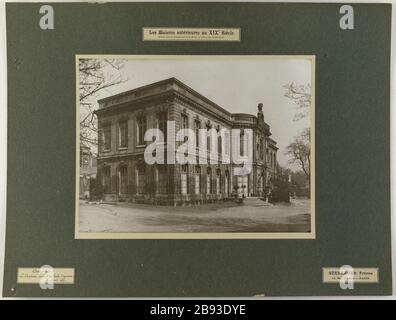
<box><xmin>79</xmin><ymin>143</ymin><xmax>97</xmax><ymax>199</ymax></box>
<box><xmin>267</xmin><ymin>137</ymin><xmax>278</xmax><ymax>189</ymax></box>
<box><xmin>94</xmin><ymin>78</ymin><xmax>277</xmax><ymax>205</ymax></box>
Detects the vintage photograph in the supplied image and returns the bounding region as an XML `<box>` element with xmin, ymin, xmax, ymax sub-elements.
<box><xmin>76</xmin><ymin>55</ymin><xmax>315</xmax><ymax>239</ymax></box>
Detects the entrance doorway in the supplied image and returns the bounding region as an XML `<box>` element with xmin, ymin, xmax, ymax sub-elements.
<box><xmin>237</xmin><ymin>175</ymin><xmax>248</xmax><ymax>197</ymax></box>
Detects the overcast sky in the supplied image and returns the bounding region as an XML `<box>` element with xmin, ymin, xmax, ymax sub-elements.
<box><xmin>92</xmin><ymin>57</ymin><xmax>312</xmax><ymax>167</ymax></box>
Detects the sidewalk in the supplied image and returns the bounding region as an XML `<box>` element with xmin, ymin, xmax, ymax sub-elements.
<box><xmin>78</xmin><ymin>198</ymin><xmax>311</xmax><ymax>233</ymax></box>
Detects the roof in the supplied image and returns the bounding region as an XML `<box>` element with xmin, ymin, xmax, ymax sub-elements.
<box><xmin>96</xmin><ymin>77</ymin><xmax>274</xmax><ymax>136</ymax></box>
<box><xmin>232</xmin><ymin>113</ymin><xmax>256</xmax><ymax>118</ymax></box>
<box><xmin>98</xmin><ymin>77</ymin><xmax>233</xmax><ymax>118</ymax></box>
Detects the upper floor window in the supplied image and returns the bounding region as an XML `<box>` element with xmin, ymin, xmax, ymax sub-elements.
<box><xmin>240</xmin><ymin>130</ymin><xmax>245</xmax><ymax>156</ymax></box>
<box><xmin>118</xmin><ymin>121</ymin><xmax>127</xmax><ymax>149</ymax></box>
<box><xmin>270</xmin><ymin>152</ymin><xmax>273</xmax><ymax>167</ymax></box>
<box><xmin>158</xmin><ymin>112</ymin><xmax>167</xmax><ymax>142</ymax></box>
<box><xmin>257</xmin><ymin>143</ymin><xmax>260</xmax><ymax>157</ymax></box>
<box><xmin>100</xmin><ymin>125</ymin><xmax>111</xmax><ymax>152</ymax></box>
<box><xmin>207</xmin><ymin>125</ymin><xmax>211</xmax><ymax>152</ymax></box>
<box><xmin>224</xmin><ymin>131</ymin><xmax>230</xmax><ymax>156</ymax></box>
<box><xmin>194</xmin><ymin>120</ymin><xmax>201</xmax><ymax>147</ymax></box>
<box><xmin>82</xmin><ymin>156</ymin><xmax>90</xmax><ymax>167</ymax></box>
<box><xmin>218</xmin><ymin>135</ymin><xmax>222</xmax><ymax>155</ymax></box>
<box><xmin>266</xmin><ymin>149</ymin><xmax>269</xmax><ymax>165</ymax></box>
<box><xmin>137</xmin><ymin>116</ymin><xmax>146</xmax><ymax>146</ymax></box>
<box><xmin>181</xmin><ymin>113</ymin><xmax>188</xmax><ymax>142</ymax></box>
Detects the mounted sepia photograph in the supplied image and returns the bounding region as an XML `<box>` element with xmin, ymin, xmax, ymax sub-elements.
<box><xmin>3</xmin><ymin>2</ymin><xmax>392</xmax><ymax>299</ymax></box>
<box><xmin>75</xmin><ymin>55</ymin><xmax>315</xmax><ymax>239</ymax></box>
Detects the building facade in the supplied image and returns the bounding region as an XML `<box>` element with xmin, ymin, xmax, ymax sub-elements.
<box><xmin>94</xmin><ymin>78</ymin><xmax>277</xmax><ymax>205</ymax></box>
<box><xmin>79</xmin><ymin>143</ymin><xmax>97</xmax><ymax>199</ymax></box>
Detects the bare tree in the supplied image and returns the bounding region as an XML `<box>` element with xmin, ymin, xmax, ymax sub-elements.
<box><xmin>284</xmin><ymin>81</ymin><xmax>311</xmax><ymax>183</ymax></box>
<box><xmin>285</xmin><ymin>128</ymin><xmax>310</xmax><ymax>179</ymax></box>
<box><xmin>283</xmin><ymin>82</ymin><xmax>311</xmax><ymax>121</ymax></box>
<box><xmin>79</xmin><ymin>58</ymin><xmax>127</xmax><ymax>149</ymax></box>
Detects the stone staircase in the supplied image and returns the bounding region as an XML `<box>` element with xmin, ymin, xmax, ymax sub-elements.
<box><xmin>242</xmin><ymin>197</ymin><xmax>272</xmax><ymax>206</ymax></box>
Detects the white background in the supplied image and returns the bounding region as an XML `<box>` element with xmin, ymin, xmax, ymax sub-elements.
<box><xmin>0</xmin><ymin>0</ymin><xmax>394</xmax><ymax>299</ymax></box>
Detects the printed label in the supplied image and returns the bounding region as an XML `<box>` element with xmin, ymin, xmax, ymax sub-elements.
<box><xmin>322</xmin><ymin>267</ymin><xmax>378</xmax><ymax>283</ymax></box>
<box><xmin>143</xmin><ymin>28</ymin><xmax>240</xmax><ymax>42</ymax></box>
<box><xmin>17</xmin><ymin>268</ymin><xmax>75</xmax><ymax>284</ymax></box>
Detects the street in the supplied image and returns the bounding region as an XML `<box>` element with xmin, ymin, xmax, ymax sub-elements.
<box><xmin>78</xmin><ymin>198</ymin><xmax>311</xmax><ymax>233</ymax></box>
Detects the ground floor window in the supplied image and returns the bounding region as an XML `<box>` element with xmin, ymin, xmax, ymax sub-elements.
<box><xmin>206</xmin><ymin>167</ymin><xmax>212</xmax><ymax>194</ymax></box>
<box><xmin>257</xmin><ymin>173</ymin><xmax>263</xmax><ymax>195</ymax></box>
<box><xmin>181</xmin><ymin>165</ymin><xmax>188</xmax><ymax>195</ymax></box>
<box><xmin>102</xmin><ymin>166</ymin><xmax>111</xmax><ymax>193</ymax></box>
<box><xmin>136</xmin><ymin>165</ymin><xmax>146</xmax><ymax>194</ymax></box>
<box><xmin>195</xmin><ymin>166</ymin><xmax>201</xmax><ymax>195</ymax></box>
<box><xmin>156</xmin><ymin>165</ymin><xmax>168</xmax><ymax>194</ymax></box>
<box><xmin>119</xmin><ymin>165</ymin><xmax>128</xmax><ymax>194</ymax></box>
<box><xmin>216</xmin><ymin>168</ymin><xmax>221</xmax><ymax>195</ymax></box>
<box><xmin>224</xmin><ymin>170</ymin><xmax>229</xmax><ymax>197</ymax></box>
